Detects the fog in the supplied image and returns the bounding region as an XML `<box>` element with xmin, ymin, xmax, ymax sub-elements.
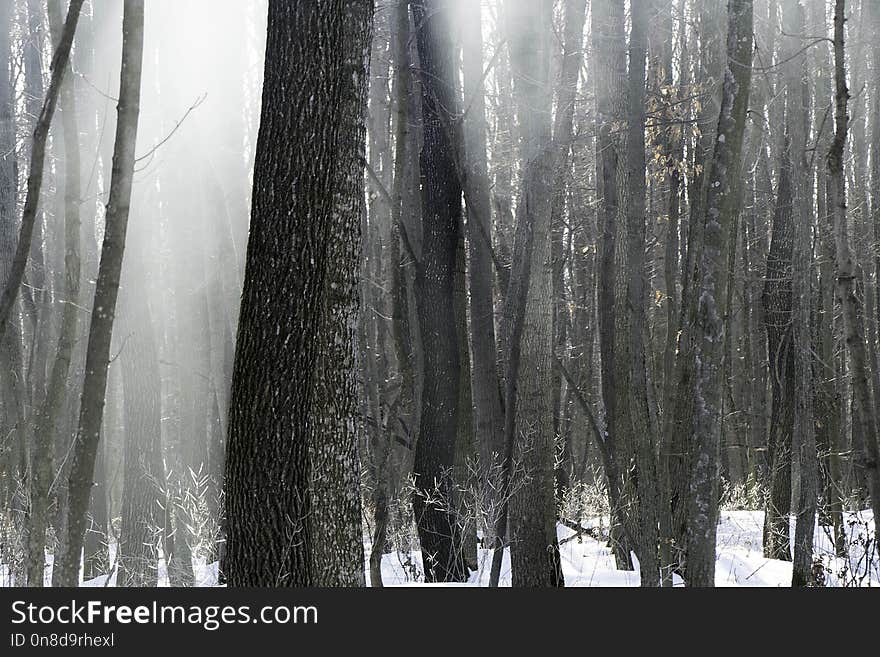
<box><xmin>81</xmin><ymin>0</ymin><xmax>267</xmax><ymax>531</ymax></box>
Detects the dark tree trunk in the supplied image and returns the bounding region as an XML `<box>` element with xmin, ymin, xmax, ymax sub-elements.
<box><xmin>409</xmin><ymin>0</ymin><xmax>468</xmax><ymax>583</ymax></box>
<box><xmin>616</xmin><ymin>0</ymin><xmax>661</xmax><ymax>587</ymax></box>
<box><xmin>592</xmin><ymin>0</ymin><xmax>633</xmax><ymax>572</ymax></box>
<box><xmin>223</xmin><ymin>0</ymin><xmax>372</xmax><ymax>587</ymax></box>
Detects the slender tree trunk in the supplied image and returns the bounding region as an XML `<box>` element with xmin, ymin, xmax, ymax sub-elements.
<box><xmin>54</xmin><ymin>0</ymin><xmax>144</xmax><ymax>587</ymax></box>
<box><xmin>24</xmin><ymin>0</ymin><xmax>85</xmax><ymax>588</ymax></box>
<box><xmin>460</xmin><ymin>0</ymin><xmax>505</xmax><ymax>545</ymax></box>
<box><xmin>409</xmin><ymin>0</ymin><xmax>468</xmax><ymax>583</ymax></box>
<box><xmin>783</xmin><ymin>0</ymin><xmax>818</xmax><ymax>588</ymax></box>
<box><xmin>592</xmin><ymin>0</ymin><xmax>633</xmax><ymax>571</ymax></box>
<box><xmin>0</xmin><ymin>0</ymin><xmax>84</xmax><ymax>338</ymax></box>
<box><xmin>686</xmin><ymin>0</ymin><xmax>753</xmax><ymax>587</ymax></box>
<box><xmin>549</xmin><ymin>0</ymin><xmax>588</xmax><ymax>502</ymax></box>
<box><xmin>829</xmin><ymin>0</ymin><xmax>880</xmax><ymax>564</ymax></box>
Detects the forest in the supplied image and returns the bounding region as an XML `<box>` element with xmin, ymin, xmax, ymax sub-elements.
<box><xmin>0</xmin><ymin>0</ymin><xmax>878</xmax><ymax>589</ymax></box>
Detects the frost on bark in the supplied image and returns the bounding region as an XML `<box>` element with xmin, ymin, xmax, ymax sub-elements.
<box><xmin>686</xmin><ymin>0</ymin><xmax>753</xmax><ymax>587</ymax></box>
<box><xmin>224</xmin><ymin>0</ymin><xmax>372</xmax><ymax>587</ymax></box>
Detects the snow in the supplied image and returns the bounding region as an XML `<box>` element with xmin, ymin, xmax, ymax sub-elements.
<box><xmin>2</xmin><ymin>510</ymin><xmax>876</xmax><ymax>587</ymax></box>
<box><xmin>368</xmin><ymin>510</ymin><xmax>878</xmax><ymax>587</ymax></box>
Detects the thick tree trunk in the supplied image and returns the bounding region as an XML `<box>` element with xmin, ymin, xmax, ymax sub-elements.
<box><xmin>223</xmin><ymin>0</ymin><xmax>372</xmax><ymax>587</ymax></box>
<box><xmin>663</xmin><ymin>0</ymin><xmax>725</xmax><ymax>574</ymax></box>
<box><xmin>615</xmin><ymin>0</ymin><xmax>660</xmax><ymax>587</ymax></box>
<box><xmin>117</xmin><ymin>233</ymin><xmax>164</xmax><ymax>586</ymax></box>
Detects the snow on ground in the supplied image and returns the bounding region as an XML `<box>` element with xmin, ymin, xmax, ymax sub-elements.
<box><xmin>2</xmin><ymin>510</ymin><xmax>875</xmax><ymax>586</ymax></box>
<box><xmin>369</xmin><ymin>510</ymin><xmax>878</xmax><ymax>587</ymax></box>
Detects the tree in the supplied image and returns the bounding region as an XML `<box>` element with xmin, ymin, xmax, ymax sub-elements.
<box><xmin>0</xmin><ymin>0</ymin><xmax>84</xmax><ymax>338</ymax></box>
<box><xmin>828</xmin><ymin>0</ymin><xmax>880</xmax><ymax>564</ymax></box>
<box><xmin>409</xmin><ymin>0</ymin><xmax>469</xmax><ymax>583</ymax></box>
<box><xmin>502</xmin><ymin>0</ymin><xmax>564</xmax><ymax>587</ymax></box>
<box><xmin>223</xmin><ymin>0</ymin><xmax>372</xmax><ymax>587</ymax></box>
<box><xmin>54</xmin><ymin>0</ymin><xmax>145</xmax><ymax>587</ymax></box>
<box><xmin>25</xmin><ymin>0</ymin><xmax>85</xmax><ymax>588</ymax></box>
<box><xmin>686</xmin><ymin>0</ymin><xmax>753</xmax><ymax>587</ymax></box>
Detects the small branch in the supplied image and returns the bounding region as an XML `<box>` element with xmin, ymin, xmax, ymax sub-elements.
<box><xmin>134</xmin><ymin>93</ymin><xmax>206</xmax><ymax>164</ymax></box>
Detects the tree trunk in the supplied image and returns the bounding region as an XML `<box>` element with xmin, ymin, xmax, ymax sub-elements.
<box><xmin>409</xmin><ymin>0</ymin><xmax>468</xmax><ymax>583</ymax></box>
<box><xmin>223</xmin><ymin>0</ymin><xmax>372</xmax><ymax>587</ymax></box>
<box><xmin>0</xmin><ymin>0</ymin><xmax>84</xmax><ymax>337</ymax></box>
<box><xmin>686</xmin><ymin>0</ymin><xmax>753</xmax><ymax>587</ymax></box>
<box><xmin>783</xmin><ymin>0</ymin><xmax>818</xmax><ymax>588</ymax></box>
<box><xmin>25</xmin><ymin>0</ymin><xmax>85</xmax><ymax>588</ymax></box>
<box><xmin>54</xmin><ymin>0</ymin><xmax>144</xmax><ymax>587</ymax></box>
<box><xmin>503</xmin><ymin>0</ymin><xmax>564</xmax><ymax>588</ymax></box>
<box><xmin>459</xmin><ymin>0</ymin><xmax>505</xmax><ymax>547</ymax></box>
<box><xmin>828</xmin><ymin>0</ymin><xmax>880</xmax><ymax>565</ymax></box>
<box><xmin>592</xmin><ymin>0</ymin><xmax>633</xmax><ymax>572</ymax></box>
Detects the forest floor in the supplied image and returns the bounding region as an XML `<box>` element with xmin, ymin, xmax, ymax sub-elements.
<box><xmin>2</xmin><ymin>510</ymin><xmax>875</xmax><ymax>587</ymax></box>
<box><xmin>370</xmin><ymin>510</ymin><xmax>878</xmax><ymax>587</ymax></box>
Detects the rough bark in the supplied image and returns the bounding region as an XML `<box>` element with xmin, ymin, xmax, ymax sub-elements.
<box><xmin>223</xmin><ymin>0</ymin><xmax>372</xmax><ymax>587</ymax></box>
<box><xmin>783</xmin><ymin>0</ymin><xmax>818</xmax><ymax>587</ymax></box>
<box><xmin>761</xmin><ymin>134</ymin><xmax>794</xmax><ymax>561</ymax></box>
